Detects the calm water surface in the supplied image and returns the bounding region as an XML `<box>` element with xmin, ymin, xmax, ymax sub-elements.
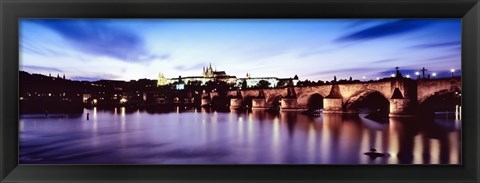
<box><xmin>19</xmin><ymin>107</ymin><xmax>461</xmax><ymax>164</ymax></box>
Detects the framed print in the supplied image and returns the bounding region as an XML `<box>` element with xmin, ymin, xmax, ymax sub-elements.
<box><xmin>1</xmin><ymin>0</ymin><xmax>479</xmax><ymax>182</ymax></box>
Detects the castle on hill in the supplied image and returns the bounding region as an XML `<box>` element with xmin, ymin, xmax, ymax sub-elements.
<box><xmin>157</xmin><ymin>63</ymin><xmax>299</xmax><ymax>89</ymax></box>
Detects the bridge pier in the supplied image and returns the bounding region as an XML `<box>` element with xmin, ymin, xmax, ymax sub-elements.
<box><xmin>201</xmin><ymin>98</ymin><xmax>211</xmax><ymax>107</ymax></box>
<box><xmin>389</xmin><ymin>98</ymin><xmax>415</xmax><ymax>117</ymax></box>
<box><xmin>230</xmin><ymin>98</ymin><xmax>243</xmax><ymax>109</ymax></box>
<box><xmin>252</xmin><ymin>98</ymin><xmax>270</xmax><ymax>109</ymax></box>
<box><xmin>323</xmin><ymin>98</ymin><xmax>343</xmax><ymax>114</ymax></box>
<box><xmin>281</xmin><ymin>98</ymin><xmax>304</xmax><ymax>111</ymax></box>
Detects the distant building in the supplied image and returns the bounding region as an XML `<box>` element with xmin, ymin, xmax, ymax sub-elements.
<box><xmin>157</xmin><ymin>73</ymin><xmax>169</xmax><ymax>86</ymax></box>
<box><xmin>236</xmin><ymin>73</ymin><xmax>299</xmax><ymax>88</ymax></box>
<box><xmin>157</xmin><ymin>63</ymin><xmax>237</xmax><ymax>87</ymax></box>
<box><xmin>175</xmin><ymin>76</ymin><xmax>185</xmax><ymax>90</ymax></box>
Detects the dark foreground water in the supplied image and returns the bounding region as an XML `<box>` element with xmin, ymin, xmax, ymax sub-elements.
<box><xmin>19</xmin><ymin>107</ymin><xmax>461</xmax><ymax>164</ymax></box>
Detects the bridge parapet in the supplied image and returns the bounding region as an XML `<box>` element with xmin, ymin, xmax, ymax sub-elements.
<box><xmin>417</xmin><ymin>77</ymin><xmax>461</xmax><ymax>103</ymax></box>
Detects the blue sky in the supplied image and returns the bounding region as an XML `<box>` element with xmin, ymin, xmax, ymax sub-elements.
<box><xmin>20</xmin><ymin>19</ymin><xmax>461</xmax><ymax>81</ymax></box>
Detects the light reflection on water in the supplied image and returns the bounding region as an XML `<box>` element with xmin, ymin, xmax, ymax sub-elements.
<box><xmin>19</xmin><ymin>107</ymin><xmax>460</xmax><ymax>164</ymax></box>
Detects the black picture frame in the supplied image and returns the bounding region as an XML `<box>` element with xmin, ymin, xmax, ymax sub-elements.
<box><xmin>1</xmin><ymin>0</ymin><xmax>479</xmax><ymax>182</ymax></box>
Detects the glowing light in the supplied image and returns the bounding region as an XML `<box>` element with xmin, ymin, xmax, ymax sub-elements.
<box><xmin>120</xmin><ymin>98</ymin><xmax>128</xmax><ymax>104</ymax></box>
<box><xmin>121</xmin><ymin>107</ymin><xmax>126</xmax><ymax>116</ymax></box>
<box><xmin>406</xmin><ymin>75</ymin><xmax>410</xmax><ymax>78</ymax></box>
<box><xmin>93</xmin><ymin>99</ymin><xmax>98</xmax><ymax>104</ymax></box>
<box><xmin>390</xmin><ymin>74</ymin><xmax>395</xmax><ymax>77</ymax></box>
<box><xmin>432</xmin><ymin>72</ymin><xmax>437</xmax><ymax>77</ymax></box>
<box><xmin>415</xmin><ymin>72</ymin><xmax>420</xmax><ymax>75</ymax></box>
<box><xmin>376</xmin><ymin>77</ymin><xmax>380</xmax><ymax>80</ymax></box>
<box><xmin>450</xmin><ymin>69</ymin><xmax>456</xmax><ymax>77</ymax></box>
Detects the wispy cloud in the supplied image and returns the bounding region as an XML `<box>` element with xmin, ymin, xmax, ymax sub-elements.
<box><xmin>370</xmin><ymin>58</ymin><xmax>398</xmax><ymax>64</ymax></box>
<box><xmin>21</xmin><ymin>65</ymin><xmax>63</xmax><ymax>73</ymax></box>
<box><xmin>305</xmin><ymin>67</ymin><xmax>379</xmax><ymax>78</ymax></box>
<box><xmin>407</xmin><ymin>41</ymin><xmax>460</xmax><ymax>49</ymax></box>
<box><xmin>21</xmin><ymin>40</ymin><xmax>69</xmax><ymax>57</ymax></box>
<box><xmin>34</xmin><ymin>20</ymin><xmax>157</xmax><ymax>62</ymax></box>
<box><xmin>424</xmin><ymin>54</ymin><xmax>460</xmax><ymax>62</ymax></box>
<box><xmin>299</xmin><ymin>43</ymin><xmax>356</xmax><ymax>57</ymax></box>
<box><xmin>174</xmin><ymin>63</ymin><xmax>207</xmax><ymax>71</ymax></box>
<box><xmin>336</xmin><ymin>19</ymin><xmax>430</xmax><ymax>42</ymax></box>
<box><xmin>71</xmin><ymin>73</ymin><xmax>120</xmax><ymax>81</ymax></box>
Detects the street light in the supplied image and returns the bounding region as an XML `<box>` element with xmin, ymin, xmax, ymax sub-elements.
<box><xmin>362</xmin><ymin>76</ymin><xmax>366</xmax><ymax>81</ymax></box>
<box><xmin>432</xmin><ymin>72</ymin><xmax>437</xmax><ymax>78</ymax></box>
<box><xmin>415</xmin><ymin>71</ymin><xmax>420</xmax><ymax>79</ymax></box>
<box><xmin>376</xmin><ymin>77</ymin><xmax>380</xmax><ymax>80</ymax></box>
<box><xmin>390</xmin><ymin>74</ymin><xmax>395</xmax><ymax>77</ymax></box>
<box><xmin>450</xmin><ymin>69</ymin><xmax>455</xmax><ymax>77</ymax></box>
<box><xmin>406</xmin><ymin>75</ymin><xmax>410</xmax><ymax>78</ymax></box>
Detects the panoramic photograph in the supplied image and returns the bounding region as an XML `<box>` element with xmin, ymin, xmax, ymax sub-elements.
<box><xmin>19</xmin><ymin>19</ymin><xmax>461</xmax><ymax>164</ymax></box>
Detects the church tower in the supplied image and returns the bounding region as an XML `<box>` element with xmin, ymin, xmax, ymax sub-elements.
<box><xmin>203</xmin><ymin>63</ymin><xmax>214</xmax><ymax>77</ymax></box>
<box><xmin>157</xmin><ymin>73</ymin><xmax>168</xmax><ymax>86</ymax></box>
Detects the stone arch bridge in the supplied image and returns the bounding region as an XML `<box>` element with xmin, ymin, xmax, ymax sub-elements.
<box><xmin>203</xmin><ymin>77</ymin><xmax>461</xmax><ymax>117</ymax></box>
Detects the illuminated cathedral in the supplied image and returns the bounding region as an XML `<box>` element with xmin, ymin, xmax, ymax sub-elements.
<box><xmin>202</xmin><ymin>63</ymin><xmax>215</xmax><ymax>77</ymax></box>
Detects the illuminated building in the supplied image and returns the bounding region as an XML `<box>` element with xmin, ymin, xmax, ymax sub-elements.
<box><xmin>236</xmin><ymin>73</ymin><xmax>299</xmax><ymax>88</ymax></box>
<box><xmin>157</xmin><ymin>63</ymin><xmax>237</xmax><ymax>87</ymax></box>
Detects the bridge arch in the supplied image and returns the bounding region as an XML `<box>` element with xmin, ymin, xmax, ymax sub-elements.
<box><xmin>344</xmin><ymin>89</ymin><xmax>389</xmax><ymax>112</ymax></box>
<box><xmin>306</xmin><ymin>93</ymin><xmax>324</xmax><ymax>110</ymax></box>
<box><xmin>243</xmin><ymin>96</ymin><xmax>254</xmax><ymax>108</ymax></box>
<box><xmin>296</xmin><ymin>92</ymin><xmax>325</xmax><ymax>109</ymax></box>
<box><xmin>418</xmin><ymin>87</ymin><xmax>461</xmax><ymax>104</ymax></box>
<box><xmin>266</xmin><ymin>94</ymin><xmax>283</xmax><ymax>109</ymax></box>
<box><xmin>418</xmin><ymin>89</ymin><xmax>461</xmax><ymax>116</ymax></box>
<box><xmin>211</xmin><ymin>95</ymin><xmax>228</xmax><ymax>109</ymax></box>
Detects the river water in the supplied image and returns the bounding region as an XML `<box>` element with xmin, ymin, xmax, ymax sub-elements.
<box><xmin>19</xmin><ymin>107</ymin><xmax>461</xmax><ymax>164</ymax></box>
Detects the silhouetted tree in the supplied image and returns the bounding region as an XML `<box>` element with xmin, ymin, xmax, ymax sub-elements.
<box><xmin>276</xmin><ymin>80</ymin><xmax>287</xmax><ymax>87</ymax></box>
<box><xmin>256</xmin><ymin>80</ymin><xmax>271</xmax><ymax>89</ymax></box>
<box><xmin>241</xmin><ymin>80</ymin><xmax>248</xmax><ymax>89</ymax></box>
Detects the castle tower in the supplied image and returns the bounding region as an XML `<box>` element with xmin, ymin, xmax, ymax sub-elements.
<box><xmin>204</xmin><ymin>63</ymin><xmax>214</xmax><ymax>77</ymax></box>
<box><xmin>202</xmin><ymin>66</ymin><xmax>206</xmax><ymax>77</ymax></box>
<box><xmin>157</xmin><ymin>73</ymin><xmax>168</xmax><ymax>86</ymax></box>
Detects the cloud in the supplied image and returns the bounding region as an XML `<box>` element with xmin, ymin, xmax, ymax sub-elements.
<box><xmin>174</xmin><ymin>62</ymin><xmax>207</xmax><ymax>71</ymax></box>
<box><xmin>21</xmin><ymin>40</ymin><xmax>69</xmax><ymax>57</ymax></box>
<box><xmin>299</xmin><ymin>43</ymin><xmax>356</xmax><ymax>57</ymax></box>
<box><xmin>157</xmin><ymin>54</ymin><xmax>171</xmax><ymax>60</ymax></box>
<box><xmin>423</xmin><ymin>54</ymin><xmax>460</xmax><ymax>62</ymax></box>
<box><xmin>70</xmin><ymin>73</ymin><xmax>120</xmax><ymax>81</ymax></box>
<box><xmin>336</xmin><ymin>19</ymin><xmax>430</xmax><ymax>42</ymax></box>
<box><xmin>407</xmin><ymin>41</ymin><xmax>460</xmax><ymax>49</ymax></box>
<box><xmin>21</xmin><ymin>65</ymin><xmax>63</xmax><ymax>73</ymax></box>
<box><xmin>34</xmin><ymin>20</ymin><xmax>156</xmax><ymax>62</ymax></box>
<box><xmin>370</xmin><ymin>58</ymin><xmax>398</xmax><ymax>64</ymax></box>
<box><xmin>305</xmin><ymin>67</ymin><xmax>379</xmax><ymax>78</ymax></box>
